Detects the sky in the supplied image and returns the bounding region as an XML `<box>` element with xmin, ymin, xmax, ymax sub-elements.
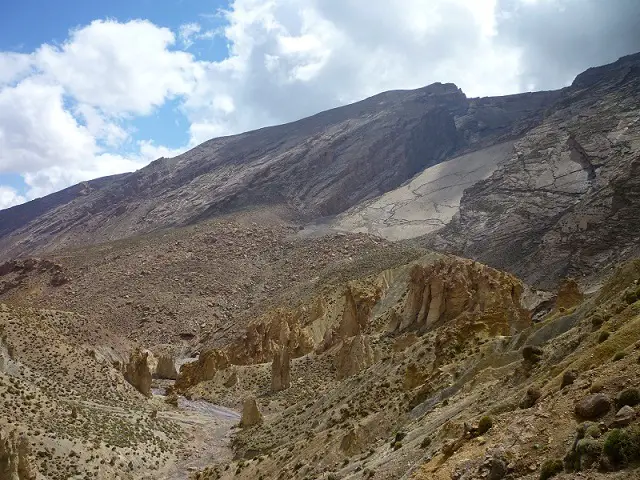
<box><xmin>1</xmin><ymin>0</ymin><xmax>639</xmax><ymax>210</ymax></box>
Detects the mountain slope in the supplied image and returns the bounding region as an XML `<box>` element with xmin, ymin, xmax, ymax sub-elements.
<box><xmin>423</xmin><ymin>53</ymin><xmax>640</xmax><ymax>288</ymax></box>
<box><xmin>0</xmin><ymin>83</ymin><xmax>559</xmax><ymax>260</ymax></box>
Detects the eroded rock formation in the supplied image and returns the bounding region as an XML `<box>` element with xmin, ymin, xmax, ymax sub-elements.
<box><xmin>0</xmin><ymin>431</ymin><xmax>36</xmax><ymax>480</ymax></box>
<box><xmin>154</xmin><ymin>354</ymin><xmax>178</xmax><ymax>380</ymax></box>
<box><xmin>124</xmin><ymin>348</ymin><xmax>152</xmax><ymax>397</ymax></box>
<box><xmin>271</xmin><ymin>345</ymin><xmax>291</xmax><ymax>392</ymax></box>
<box><xmin>175</xmin><ymin>349</ymin><xmax>230</xmax><ymax>391</ymax></box>
<box><xmin>391</xmin><ymin>258</ymin><xmax>530</xmax><ymax>335</ymax></box>
<box><xmin>335</xmin><ymin>334</ymin><xmax>374</xmax><ymax>380</ymax></box>
<box><xmin>240</xmin><ymin>398</ymin><xmax>263</xmax><ymax>428</ymax></box>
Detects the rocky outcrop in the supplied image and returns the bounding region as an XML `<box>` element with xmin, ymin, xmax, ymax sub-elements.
<box><xmin>0</xmin><ymin>431</ymin><xmax>36</xmax><ymax>480</ymax></box>
<box><xmin>124</xmin><ymin>348</ymin><xmax>152</xmax><ymax>397</ymax></box>
<box><xmin>240</xmin><ymin>398</ymin><xmax>263</xmax><ymax>428</ymax></box>
<box><xmin>174</xmin><ymin>349</ymin><xmax>229</xmax><ymax>391</ymax></box>
<box><xmin>555</xmin><ymin>278</ymin><xmax>583</xmax><ymax>311</ymax></box>
<box><xmin>335</xmin><ymin>334</ymin><xmax>374</xmax><ymax>380</ymax></box>
<box><xmin>337</xmin><ymin>282</ymin><xmax>383</xmax><ymax>338</ymax></box>
<box><xmin>226</xmin><ymin>311</ymin><xmax>314</xmax><ymax>365</ymax></box>
<box><xmin>271</xmin><ymin>345</ymin><xmax>291</xmax><ymax>392</ymax></box>
<box><xmin>390</xmin><ymin>257</ymin><xmax>530</xmax><ymax>335</ymax></box>
<box><xmin>425</xmin><ymin>53</ymin><xmax>640</xmax><ymax>288</ymax></box>
<box><xmin>154</xmin><ymin>354</ymin><xmax>178</xmax><ymax>380</ymax></box>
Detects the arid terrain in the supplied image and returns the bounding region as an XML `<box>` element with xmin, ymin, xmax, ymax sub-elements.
<box><xmin>2</xmin><ymin>54</ymin><xmax>640</xmax><ymax>480</ymax></box>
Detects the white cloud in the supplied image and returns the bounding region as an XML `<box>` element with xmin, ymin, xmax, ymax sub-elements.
<box><xmin>0</xmin><ymin>52</ymin><xmax>33</xmax><ymax>85</ymax></box>
<box><xmin>0</xmin><ymin>186</ymin><xmax>26</xmax><ymax>210</ymax></box>
<box><xmin>35</xmin><ymin>19</ymin><xmax>201</xmax><ymax>115</ymax></box>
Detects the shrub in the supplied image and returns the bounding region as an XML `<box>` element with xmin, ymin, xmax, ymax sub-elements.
<box><xmin>613</xmin><ymin>351</ymin><xmax>626</xmax><ymax>362</ymax></box>
<box><xmin>624</xmin><ymin>286</ymin><xmax>640</xmax><ymax>304</ymax></box>
<box><xmin>477</xmin><ymin>416</ymin><xmax>493</xmax><ymax>435</ymax></box>
<box><xmin>603</xmin><ymin>427</ymin><xmax>640</xmax><ymax>465</ymax></box>
<box><xmin>393</xmin><ymin>441</ymin><xmax>403</xmax><ymax>451</ymax></box>
<box><xmin>617</xmin><ymin>388</ymin><xmax>640</xmax><ymax>408</ymax></box>
<box><xmin>539</xmin><ymin>459</ymin><xmax>563</xmax><ymax>480</ymax></box>
<box><xmin>599</xmin><ymin>331</ymin><xmax>610</xmax><ymax>343</ymax></box>
<box><xmin>420</xmin><ymin>437</ymin><xmax>431</xmax><ymax>449</ymax></box>
<box><xmin>591</xmin><ymin>314</ymin><xmax>604</xmax><ymax>329</ymax></box>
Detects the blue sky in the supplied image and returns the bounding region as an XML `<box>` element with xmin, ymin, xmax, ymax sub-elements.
<box><xmin>1</xmin><ymin>0</ymin><xmax>639</xmax><ymax>209</ymax></box>
<box><xmin>0</xmin><ymin>1</ymin><xmax>228</xmax><ymax>52</ymax></box>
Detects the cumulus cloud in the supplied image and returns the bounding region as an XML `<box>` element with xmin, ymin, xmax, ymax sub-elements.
<box><xmin>36</xmin><ymin>20</ymin><xmax>201</xmax><ymax>115</ymax></box>
<box><xmin>1</xmin><ymin>0</ymin><xmax>639</xmax><ymax>209</ymax></box>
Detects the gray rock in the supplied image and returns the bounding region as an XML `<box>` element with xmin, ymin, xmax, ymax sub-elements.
<box><xmin>611</xmin><ymin>405</ymin><xmax>636</xmax><ymax>427</ymax></box>
<box><xmin>575</xmin><ymin>394</ymin><xmax>612</xmax><ymax>419</ymax></box>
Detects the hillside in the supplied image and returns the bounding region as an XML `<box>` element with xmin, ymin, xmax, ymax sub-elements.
<box><xmin>1</xmin><ymin>53</ymin><xmax>640</xmax><ymax>480</ymax></box>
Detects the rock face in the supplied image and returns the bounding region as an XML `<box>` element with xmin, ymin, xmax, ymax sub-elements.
<box><xmin>391</xmin><ymin>257</ymin><xmax>530</xmax><ymax>335</ymax></box>
<box><xmin>240</xmin><ymin>398</ymin><xmax>263</xmax><ymax>428</ymax></box>
<box><xmin>335</xmin><ymin>335</ymin><xmax>374</xmax><ymax>380</ymax></box>
<box><xmin>0</xmin><ymin>431</ymin><xmax>36</xmax><ymax>480</ymax></box>
<box><xmin>154</xmin><ymin>354</ymin><xmax>178</xmax><ymax>380</ymax></box>
<box><xmin>555</xmin><ymin>279</ymin><xmax>583</xmax><ymax>311</ymax></box>
<box><xmin>124</xmin><ymin>348</ymin><xmax>152</xmax><ymax>397</ymax></box>
<box><xmin>271</xmin><ymin>345</ymin><xmax>291</xmax><ymax>392</ymax></box>
<box><xmin>227</xmin><ymin>311</ymin><xmax>314</xmax><ymax>365</ymax></box>
<box><xmin>174</xmin><ymin>349</ymin><xmax>229</xmax><ymax>391</ymax></box>
<box><xmin>575</xmin><ymin>394</ymin><xmax>611</xmax><ymax>419</ymax></box>
<box><xmin>425</xmin><ymin>53</ymin><xmax>640</xmax><ymax>288</ymax></box>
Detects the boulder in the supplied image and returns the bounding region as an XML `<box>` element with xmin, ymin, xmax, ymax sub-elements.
<box><xmin>575</xmin><ymin>394</ymin><xmax>611</xmax><ymax>419</ymax></box>
<box><xmin>561</xmin><ymin>370</ymin><xmax>579</xmax><ymax>389</ymax></box>
<box><xmin>519</xmin><ymin>386</ymin><xmax>542</xmax><ymax>409</ymax></box>
<box><xmin>240</xmin><ymin>398</ymin><xmax>263</xmax><ymax>428</ymax></box>
<box><xmin>522</xmin><ymin>345</ymin><xmax>543</xmax><ymax>363</ymax></box>
<box><xmin>611</xmin><ymin>406</ymin><xmax>636</xmax><ymax>428</ymax></box>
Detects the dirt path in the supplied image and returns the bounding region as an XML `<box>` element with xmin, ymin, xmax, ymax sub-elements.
<box><xmin>155</xmin><ymin>390</ymin><xmax>240</xmax><ymax>480</ymax></box>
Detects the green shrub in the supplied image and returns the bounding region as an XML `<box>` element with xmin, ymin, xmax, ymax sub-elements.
<box><xmin>393</xmin><ymin>441</ymin><xmax>403</xmax><ymax>451</ymax></box>
<box><xmin>603</xmin><ymin>427</ymin><xmax>640</xmax><ymax>465</ymax></box>
<box><xmin>617</xmin><ymin>388</ymin><xmax>640</xmax><ymax>408</ymax></box>
<box><xmin>613</xmin><ymin>351</ymin><xmax>627</xmax><ymax>362</ymax></box>
<box><xmin>599</xmin><ymin>331</ymin><xmax>610</xmax><ymax>343</ymax></box>
<box><xmin>539</xmin><ymin>459</ymin><xmax>563</xmax><ymax>480</ymax></box>
<box><xmin>591</xmin><ymin>314</ymin><xmax>605</xmax><ymax>329</ymax></box>
<box><xmin>477</xmin><ymin>416</ymin><xmax>493</xmax><ymax>435</ymax></box>
<box><xmin>420</xmin><ymin>437</ymin><xmax>431</xmax><ymax>449</ymax></box>
<box><xmin>394</xmin><ymin>431</ymin><xmax>406</xmax><ymax>443</ymax></box>
<box><xmin>624</xmin><ymin>286</ymin><xmax>640</xmax><ymax>304</ymax></box>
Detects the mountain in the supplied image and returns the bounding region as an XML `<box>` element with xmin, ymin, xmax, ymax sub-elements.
<box><xmin>2</xmin><ymin>54</ymin><xmax>640</xmax><ymax>480</ymax></box>
<box><xmin>0</xmin><ymin>83</ymin><xmax>560</xmax><ymax>260</ymax></box>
